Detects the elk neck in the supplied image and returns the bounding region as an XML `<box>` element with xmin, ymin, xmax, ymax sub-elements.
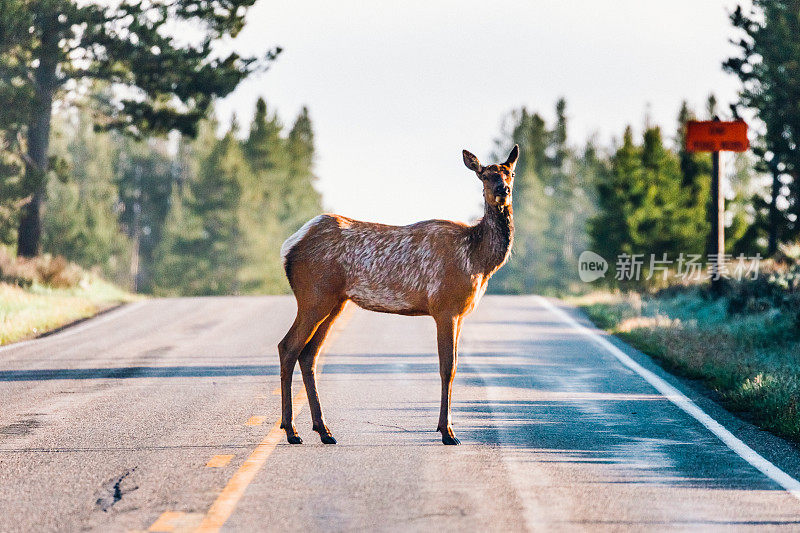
<box><xmin>468</xmin><ymin>200</ymin><xmax>514</xmax><ymax>276</ymax></box>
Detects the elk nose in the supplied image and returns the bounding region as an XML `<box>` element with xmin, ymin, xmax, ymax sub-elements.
<box><xmin>495</xmin><ymin>184</ymin><xmax>510</xmax><ymax>197</ymax></box>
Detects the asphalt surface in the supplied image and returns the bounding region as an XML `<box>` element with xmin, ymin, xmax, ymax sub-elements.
<box><xmin>1</xmin><ymin>295</ymin><xmax>800</xmax><ymax>532</ymax></box>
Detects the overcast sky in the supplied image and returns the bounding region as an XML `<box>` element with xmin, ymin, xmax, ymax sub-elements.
<box><xmin>216</xmin><ymin>1</ymin><xmax>746</xmax><ymax>224</ymax></box>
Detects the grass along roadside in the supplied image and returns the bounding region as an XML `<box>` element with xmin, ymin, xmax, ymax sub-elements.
<box><xmin>0</xmin><ymin>279</ymin><xmax>137</xmax><ymax>346</ymax></box>
<box><xmin>570</xmin><ymin>289</ymin><xmax>800</xmax><ymax>443</ymax></box>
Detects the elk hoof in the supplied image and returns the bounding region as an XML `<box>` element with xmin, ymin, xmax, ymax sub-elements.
<box><xmin>286</xmin><ymin>434</ymin><xmax>303</xmax><ymax>445</ymax></box>
<box><xmin>314</xmin><ymin>425</ymin><xmax>337</xmax><ymax>444</ymax></box>
<box><xmin>438</xmin><ymin>427</ymin><xmax>461</xmax><ymax>445</ymax></box>
<box><xmin>441</xmin><ymin>434</ymin><xmax>461</xmax><ymax>445</ymax></box>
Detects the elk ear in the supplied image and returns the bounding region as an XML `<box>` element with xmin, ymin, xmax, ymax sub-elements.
<box><xmin>462</xmin><ymin>150</ymin><xmax>482</xmax><ymax>173</ymax></box>
<box><xmin>504</xmin><ymin>144</ymin><xmax>519</xmax><ymax>171</ymax></box>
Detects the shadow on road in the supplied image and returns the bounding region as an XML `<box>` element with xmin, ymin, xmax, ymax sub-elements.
<box><xmin>0</xmin><ymin>365</ymin><xmax>282</xmax><ymax>380</ymax></box>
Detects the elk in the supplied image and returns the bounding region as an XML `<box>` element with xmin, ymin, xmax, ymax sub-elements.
<box><xmin>278</xmin><ymin>145</ymin><xmax>518</xmax><ymax>445</ymax></box>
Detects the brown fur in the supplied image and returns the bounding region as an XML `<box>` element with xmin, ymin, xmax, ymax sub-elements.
<box><xmin>278</xmin><ymin>145</ymin><xmax>519</xmax><ymax>445</ymax></box>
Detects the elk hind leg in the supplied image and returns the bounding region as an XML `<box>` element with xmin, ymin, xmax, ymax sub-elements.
<box><xmin>278</xmin><ymin>302</ymin><xmax>334</xmax><ymax>444</ymax></box>
<box><xmin>298</xmin><ymin>300</ymin><xmax>346</xmax><ymax>444</ymax></box>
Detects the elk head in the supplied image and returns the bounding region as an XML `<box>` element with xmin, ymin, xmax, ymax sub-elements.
<box><xmin>462</xmin><ymin>145</ymin><xmax>519</xmax><ymax>209</ymax></box>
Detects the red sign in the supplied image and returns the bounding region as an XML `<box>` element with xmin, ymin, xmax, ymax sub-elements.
<box><xmin>686</xmin><ymin>120</ymin><xmax>749</xmax><ymax>152</ymax></box>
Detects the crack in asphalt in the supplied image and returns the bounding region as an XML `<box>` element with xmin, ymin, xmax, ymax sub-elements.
<box><xmin>95</xmin><ymin>468</ymin><xmax>138</xmax><ymax>512</ymax></box>
<box><xmin>364</xmin><ymin>420</ymin><xmax>413</xmax><ymax>432</ymax></box>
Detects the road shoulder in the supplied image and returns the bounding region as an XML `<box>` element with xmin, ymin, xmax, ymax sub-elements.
<box><xmin>544</xmin><ymin>295</ymin><xmax>800</xmax><ymax>491</ymax></box>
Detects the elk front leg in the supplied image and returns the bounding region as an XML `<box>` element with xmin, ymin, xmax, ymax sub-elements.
<box><xmin>435</xmin><ymin>315</ymin><xmax>462</xmax><ymax>445</ymax></box>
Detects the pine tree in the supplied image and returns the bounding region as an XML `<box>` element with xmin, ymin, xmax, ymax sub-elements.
<box><xmin>185</xmin><ymin>126</ymin><xmax>247</xmax><ymax>295</ymax></box>
<box><xmin>724</xmin><ymin>0</ymin><xmax>800</xmax><ymax>251</ymax></box>
<box><xmin>236</xmin><ymin>99</ymin><xmax>286</xmax><ymax>292</ymax></box>
<box><xmin>676</xmin><ymin>101</ymin><xmax>712</xmax><ymax>242</ymax></box>
<box><xmin>727</xmin><ymin>151</ymin><xmax>765</xmax><ymax>255</ymax></box>
<box><xmin>154</xmin><ymin>100</ymin><xmax>324</xmax><ymax>296</ymax></box>
<box><xmin>151</xmin><ymin>115</ymin><xmax>218</xmax><ymax>295</ymax></box>
<box><xmin>0</xmin><ymin>130</ymin><xmax>25</xmax><ymax>245</ymax></box>
<box><xmin>2</xmin><ymin>0</ymin><xmax>279</xmax><ymax>257</ymax></box>
<box><xmin>153</xmin><ymin>122</ymin><xmax>247</xmax><ymax>295</ymax></box>
<box><xmin>549</xmin><ymin>99</ymin><xmax>574</xmax><ymax>266</ymax></box>
<box><xmin>590</xmin><ymin>127</ymin><xmax>642</xmax><ymax>268</ymax></box>
<box><xmin>42</xmin><ymin>110</ymin><xmax>132</xmax><ymax>283</ymax></box>
<box><xmin>591</xmin><ymin>125</ymin><xmax>709</xmax><ymax>284</ymax></box>
<box><xmin>284</xmin><ymin>106</ymin><xmax>323</xmax><ymax>230</ymax></box>
<box><xmin>637</xmin><ymin>126</ymin><xmax>704</xmax><ymax>259</ymax></box>
<box><xmin>236</xmin><ymin>100</ymin><xmax>322</xmax><ymax>293</ymax></box>
<box><xmin>489</xmin><ymin>108</ymin><xmax>551</xmax><ymax>293</ymax></box>
<box><xmin>115</xmin><ymin>137</ymin><xmax>174</xmax><ymax>291</ymax></box>
<box><xmin>0</xmin><ymin>0</ymin><xmax>36</xmax><ymax>245</ymax></box>
<box><xmin>548</xmin><ymin>99</ymin><xmax>596</xmax><ymax>273</ymax></box>
<box><xmin>573</xmin><ymin>139</ymin><xmax>605</xmax><ymax>256</ymax></box>
<box><xmin>489</xmin><ymin>100</ymin><xmax>597</xmax><ymax>293</ymax></box>
<box><xmin>243</xmin><ymin>98</ymin><xmax>285</xmax><ymax>173</ymax></box>
<box><xmin>151</xmin><ymin>184</ymin><xmax>204</xmax><ymax>296</ymax></box>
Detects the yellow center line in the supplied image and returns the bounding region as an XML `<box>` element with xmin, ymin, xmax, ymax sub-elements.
<box><xmin>148</xmin><ymin>511</ymin><xmax>186</xmax><ymax>532</ymax></box>
<box><xmin>205</xmin><ymin>455</ymin><xmax>235</xmax><ymax>468</ymax></box>
<box><xmin>244</xmin><ymin>416</ymin><xmax>266</xmax><ymax>426</ymax></box>
<box><xmin>194</xmin><ymin>392</ymin><xmax>308</xmax><ymax>532</ymax></box>
<box><xmin>190</xmin><ymin>303</ymin><xmax>354</xmax><ymax>533</ymax></box>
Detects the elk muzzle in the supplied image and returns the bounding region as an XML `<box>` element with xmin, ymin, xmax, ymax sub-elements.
<box><xmin>494</xmin><ymin>184</ymin><xmax>511</xmax><ymax>205</ymax></box>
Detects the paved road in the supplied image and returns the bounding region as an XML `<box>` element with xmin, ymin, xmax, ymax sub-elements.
<box><xmin>1</xmin><ymin>295</ymin><xmax>800</xmax><ymax>532</ymax></box>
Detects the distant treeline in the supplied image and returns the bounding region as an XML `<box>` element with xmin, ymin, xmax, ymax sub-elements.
<box><xmin>489</xmin><ymin>97</ymin><xmax>763</xmax><ymax>294</ymax></box>
<box><xmin>4</xmin><ymin>94</ymin><xmax>775</xmax><ymax>296</ymax></box>
<box><xmin>491</xmin><ymin>0</ymin><xmax>800</xmax><ymax>294</ymax></box>
<box><xmin>39</xmin><ymin>97</ymin><xmax>321</xmax><ymax>295</ymax></box>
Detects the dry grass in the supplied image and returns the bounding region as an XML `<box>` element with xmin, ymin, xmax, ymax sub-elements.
<box><xmin>0</xmin><ymin>248</ymin><xmax>136</xmax><ymax>346</ymax></box>
<box><xmin>0</xmin><ymin>280</ymin><xmax>136</xmax><ymax>345</ymax></box>
<box><xmin>0</xmin><ymin>248</ymin><xmax>85</xmax><ymax>288</ymax></box>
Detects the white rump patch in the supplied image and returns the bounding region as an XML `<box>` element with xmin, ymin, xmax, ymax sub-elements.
<box><xmin>280</xmin><ymin>214</ymin><xmax>325</xmax><ymax>266</ymax></box>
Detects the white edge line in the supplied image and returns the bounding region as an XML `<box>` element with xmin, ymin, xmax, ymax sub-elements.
<box><xmin>536</xmin><ymin>295</ymin><xmax>800</xmax><ymax>503</ymax></box>
<box><xmin>0</xmin><ymin>301</ymin><xmax>146</xmax><ymax>353</ymax></box>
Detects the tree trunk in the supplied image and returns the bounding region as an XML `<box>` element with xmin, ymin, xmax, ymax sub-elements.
<box><xmin>17</xmin><ymin>29</ymin><xmax>57</xmax><ymax>258</ymax></box>
<box><xmin>768</xmin><ymin>163</ymin><xmax>779</xmax><ymax>257</ymax></box>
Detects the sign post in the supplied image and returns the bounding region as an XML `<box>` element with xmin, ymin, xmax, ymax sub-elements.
<box><xmin>685</xmin><ymin>119</ymin><xmax>749</xmax><ymax>292</ymax></box>
<box><xmin>711</xmin><ymin>149</ymin><xmax>723</xmax><ymax>286</ymax></box>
